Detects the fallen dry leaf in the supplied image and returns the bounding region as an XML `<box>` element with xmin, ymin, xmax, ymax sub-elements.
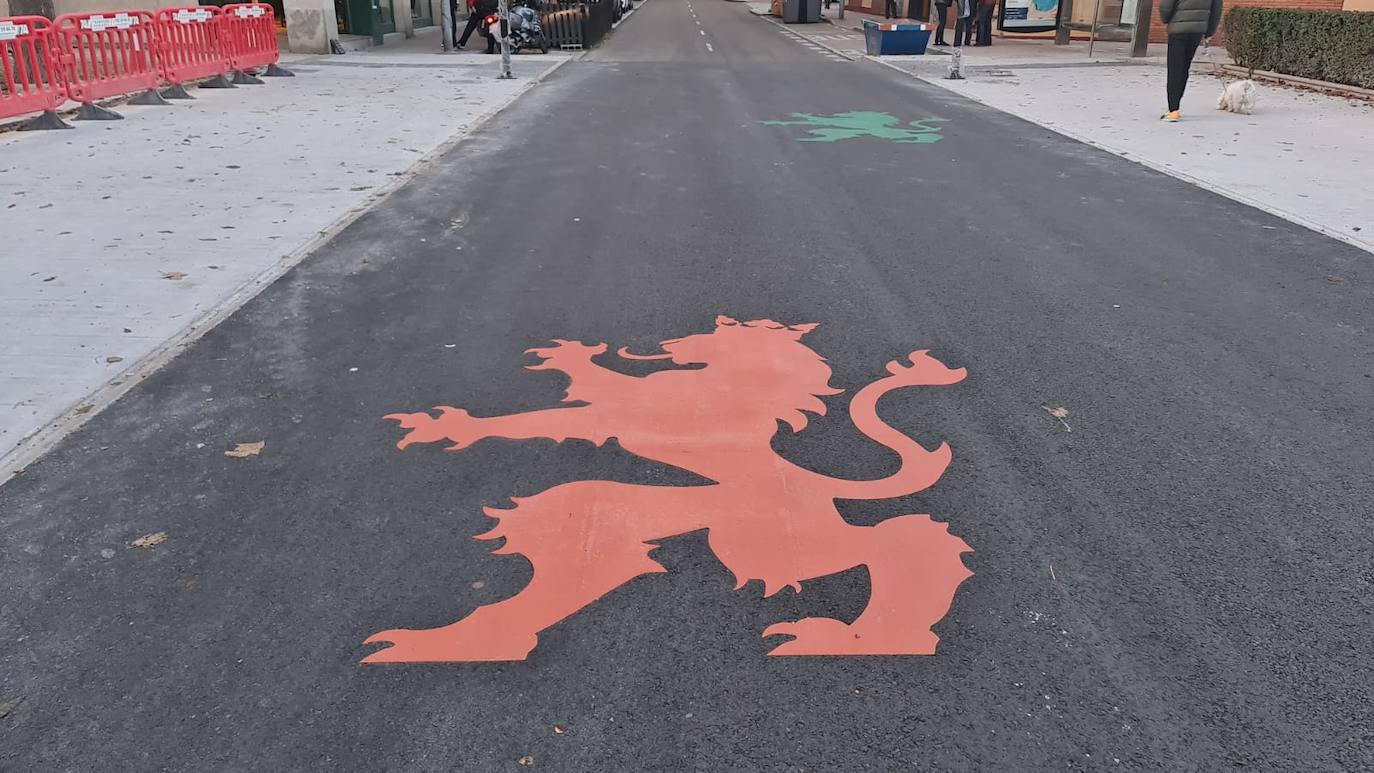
<box><xmin>518</xmin><ymin>756</ymin><xmax>535</xmax><ymax>766</ymax></box>
<box><xmin>74</xmin><ymin>405</ymin><xmax>93</xmax><ymax>415</ymax></box>
<box><xmin>105</xmin><ymin>356</ymin><xmax>124</xmax><ymax>364</ymax></box>
<box><xmin>224</xmin><ymin>441</ymin><xmax>265</xmax><ymax>458</ymax></box>
<box><xmin>131</xmin><ymin>532</ymin><xmax>167</xmax><ymax>549</ymax></box>
<box><xmin>1041</xmin><ymin>405</ymin><xmax>1072</xmax><ymax>432</ymax></box>
<box><xmin>161</xmin><ymin>271</ymin><xmax>187</xmax><ymax>281</ymax></box>
<box><xmin>0</xmin><ymin>698</ymin><xmax>20</xmax><ymax>720</ymax></box>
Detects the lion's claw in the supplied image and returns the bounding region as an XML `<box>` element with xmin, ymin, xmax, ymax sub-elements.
<box><xmin>361</xmin><ymin>627</ymin><xmax>538</xmax><ymax>664</ymax></box>
<box><xmin>763</xmin><ymin>617</ymin><xmax>857</xmax><ymax>655</ymax></box>
<box><xmin>764</xmin><ymin>616</ymin><xmax>938</xmax><ymax>656</ymax></box>
<box><xmin>385</xmin><ymin>406</ymin><xmax>480</xmax><ymax>450</ymax></box>
<box><xmin>526</xmin><ymin>340</ymin><xmax>608</xmax><ymax>361</ymax></box>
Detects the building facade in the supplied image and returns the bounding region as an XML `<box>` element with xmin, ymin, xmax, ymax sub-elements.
<box><xmin>0</xmin><ymin>0</ymin><xmax>448</xmax><ymax>55</ymax></box>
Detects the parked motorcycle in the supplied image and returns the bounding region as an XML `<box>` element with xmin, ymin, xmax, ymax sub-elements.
<box><xmin>481</xmin><ymin>1</ymin><xmax>550</xmax><ymax>55</ymax></box>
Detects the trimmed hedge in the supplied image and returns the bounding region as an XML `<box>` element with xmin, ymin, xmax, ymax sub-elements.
<box><xmin>1224</xmin><ymin>8</ymin><xmax>1374</xmax><ymax>90</ymax></box>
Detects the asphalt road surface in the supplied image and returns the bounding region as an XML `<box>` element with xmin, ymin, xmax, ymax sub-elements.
<box><xmin>2</xmin><ymin>1</ymin><xmax>1372</xmax><ymax>770</ymax></box>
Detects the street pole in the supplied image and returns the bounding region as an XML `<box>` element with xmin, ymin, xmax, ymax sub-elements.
<box><xmin>441</xmin><ymin>0</ymin><xmax>454</xmax><ymax>51</ymax></box>
<box><xmin>1087</xmin><ymin>0</ymin><xmax>1101</xmax><ymax>57</ymax></box>
<box><xmin>497</xmin><ymin>0</ymin><xmax>515</xmax><ymax>79</ymax></box>
<box><xmin>371</xmin><ymin>0</ymin><xmax>385</xmax><ymax>46</ymax></box>
<box><xmin>1129</xmin><ymin>0</ymin><xmax>1153</xmax><ymax>57</ymax></box>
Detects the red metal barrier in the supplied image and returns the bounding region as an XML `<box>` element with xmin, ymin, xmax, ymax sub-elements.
<box><xmin>1</xmin><ymin>17</ymin><xmax>68</xmax><ymax>124</ymax></box>
<box><xmin>155</xmin><ymin>6</ymin><xmax>229</xmax><ymax>87</ymax></box>
<box><xmin>220</xmin><ymin>3</ymin><xmax>282</xmax><ymax>79</ymax></box>
<box><xmin>53</xmin><ymin>10</ymin><xmax>162</xmax><ymax>111</ymax></box>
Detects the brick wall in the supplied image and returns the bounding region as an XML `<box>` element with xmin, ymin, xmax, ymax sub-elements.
<box><xmin>1148</xmin><ymin>0</ymin><xmax>1345</xmax><ymax>42</ymax></box>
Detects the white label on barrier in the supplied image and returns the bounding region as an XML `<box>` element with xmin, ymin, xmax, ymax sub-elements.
<box><xmin>0</xmin><ymin>21</ymin><xmax>32</xmax><ymax>40</ymax></box>
<box><xmin>173</xmin><ymin>9</ymin><xmax>214</xmax><ymax>23</ymax></box>
<box><xmin>80</xmin><ymin>13</ymin><xmax>139</xmax><ymax>31</ymax></box>
<box><xmin>233</xmin><ymin>6</ymin><xmax>267</xmax><ymax>17</ymax></box>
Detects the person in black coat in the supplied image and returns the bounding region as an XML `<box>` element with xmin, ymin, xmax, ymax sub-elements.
<box><xmin>1159</xmin><ymin>0</ymin><xmax>1224</xmax><ymax>119</ymax></box>
<box><xmin>974</xmin><ymin>0</ymin><xmax>995</xmax><ymax>45</ymax></box>
<box><xmin>458</xmin><ymin>0</ymin><xmax>499</xmax><ymax>50</ymax></box>
<box><xmin>952</xmin><ymin>0</ymin><xmax>973</xmax><ymax>47</ymax></box>
<box><xmin>933</xmin><ymin>0</ymin><xmax>951</xmax><ymax>45</ymax></box>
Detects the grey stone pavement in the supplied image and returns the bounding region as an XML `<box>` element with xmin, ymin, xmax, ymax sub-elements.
<box><xmin>0</xmin><ymin>32</ymin><xmax>569</xmax><ymax>477</ymax></box>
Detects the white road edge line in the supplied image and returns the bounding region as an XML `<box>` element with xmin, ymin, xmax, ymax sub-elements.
<box><xmin>753</xmin><ymin>11</ymin><xmax>859</xmax><ymax>61</ymax></box>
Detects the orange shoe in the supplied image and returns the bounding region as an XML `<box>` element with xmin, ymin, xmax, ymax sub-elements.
<box><xmin>1161</xmin><ymin>110</ymin><xmax>1181</xmax><ymax>122</ymax></box>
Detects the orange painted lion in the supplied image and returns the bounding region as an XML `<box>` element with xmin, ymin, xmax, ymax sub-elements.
<box><xmin>364</xmin><ymin>316</ymin><xmax>972</xmax><ymax>663</ymax></box>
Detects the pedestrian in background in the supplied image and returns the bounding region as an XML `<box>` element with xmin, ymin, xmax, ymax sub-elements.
<box><xmin>457</xmin><ymin>0</ymin><xmax>499</xmax><ymax>50</ymax></box>
<box><xmin>974</xmin><ymin>0</ymin><xmax>996</xmax><ymax>45</ymax></box>
<box><xmin>933</xmin><ymin>0</ymin><xmax>951</xmax><ymax>45</ymax></box>
<box><xmin>885</xmin><ymin>0</ymin><xmax>900</xmax><ymax>19</ymax></box>
<box><xmin>449</xmin><ymin>0</ymin><xmax>464</xmax><ymax>49</ymax></box>
<box><xmin>953</xmin><ymin>0</ymin><xmax>973</xmax><ymax>47</ymax></box>
<box><xmin>1158</xmin><ymin>0</ymin><xmax>1223</xmax><ymax>121</ymax></box>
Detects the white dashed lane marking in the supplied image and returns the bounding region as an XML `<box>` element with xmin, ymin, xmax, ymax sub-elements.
<box><xmin>775</xmin><ymin>27</ymin><xmax>853</xmax><ymax>61</ymax></box>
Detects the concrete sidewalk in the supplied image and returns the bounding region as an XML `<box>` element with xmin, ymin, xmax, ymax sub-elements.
<box><xmin>873</xmin><ymin>41</ymin><xmax>1374</xmax><ymax>254</ymax></box>
<box><xmin>0</xmin><ymin>31</ymin><xmax>570</xmax><ymax>476</ymax></box>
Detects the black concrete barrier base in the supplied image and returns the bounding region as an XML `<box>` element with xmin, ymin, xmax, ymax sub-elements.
<box><xmin>200</xmin><ymin>74</ymin><xmax>236</xmax><ymax>89</ymax></box>
<box><xmin>262</xmin><ymin>63</ymin><xmax>295</xmax><ymax>77</ymax></box>
<box><xmin>160</xmin><ymin>83</ymin><xmax>196</xmax><ymax>100</ymax></box>
<box><xmin>232</xmin><ymin>69</ymin><xmax>265</xmax><ymax>85</ymax></box>
<box><xmin>128</xmin><ymin>88</ymin><xmax>172</xmax><ymax>106</ymax></box>
<box><xmin>18</xmin><ymin>110</ymin><xmax>75</xmax><ymax>131</ymax></box>
<box><xmin>75</xmin><ymin>103</ymin><xmax>124</xmax><ymax>121</ymax></box>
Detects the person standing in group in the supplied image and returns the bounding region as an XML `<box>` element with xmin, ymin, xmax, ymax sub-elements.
<box><xmin>953</xmin><ymin>0</ymin><xmax>973</xmax><ymax>47</ymax></box>
<box><xmin>974</xmin><ymin>0</ymin><xmax>996</xmax><ymax>45</ymax></box>
<box><xmin>933</xmin><ymin>0</ymin><xmax>952</xmax><ymax>45</ymax></box>
<box><xmin>1158</xmin><ymin>0</ymin><xmax>1223</xmax><ymax>121</ymax></box>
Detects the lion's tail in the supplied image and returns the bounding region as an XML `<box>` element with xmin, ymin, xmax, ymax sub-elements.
<box><xmin>823</xmin><ymin>350</ymin><xmax>966</xmax><ymax>501</ymax></box>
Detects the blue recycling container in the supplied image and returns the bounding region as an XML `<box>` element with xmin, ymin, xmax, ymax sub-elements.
<box><xmin>862</xmin><ymin>19</ymin><xmax>932</xmax><ymax>55</ymax></box>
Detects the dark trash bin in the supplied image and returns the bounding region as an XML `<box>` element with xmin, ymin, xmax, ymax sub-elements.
<box><xmin>783</xmin><ymin>0</ymin><xmax>822</xmax><ymax>23</ymax></box>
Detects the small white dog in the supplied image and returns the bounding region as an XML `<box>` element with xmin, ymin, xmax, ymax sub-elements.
<box><xmin>1217</xmin><ymin>78</ymin><xmax>1257</xmax><ymax>114</ymax></box>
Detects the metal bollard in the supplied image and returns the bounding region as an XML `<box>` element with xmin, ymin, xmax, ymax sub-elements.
<box><xmin>946</xmin><ymin>47</ymin><xmax>964</xmax><ymax>80</ymax></box>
